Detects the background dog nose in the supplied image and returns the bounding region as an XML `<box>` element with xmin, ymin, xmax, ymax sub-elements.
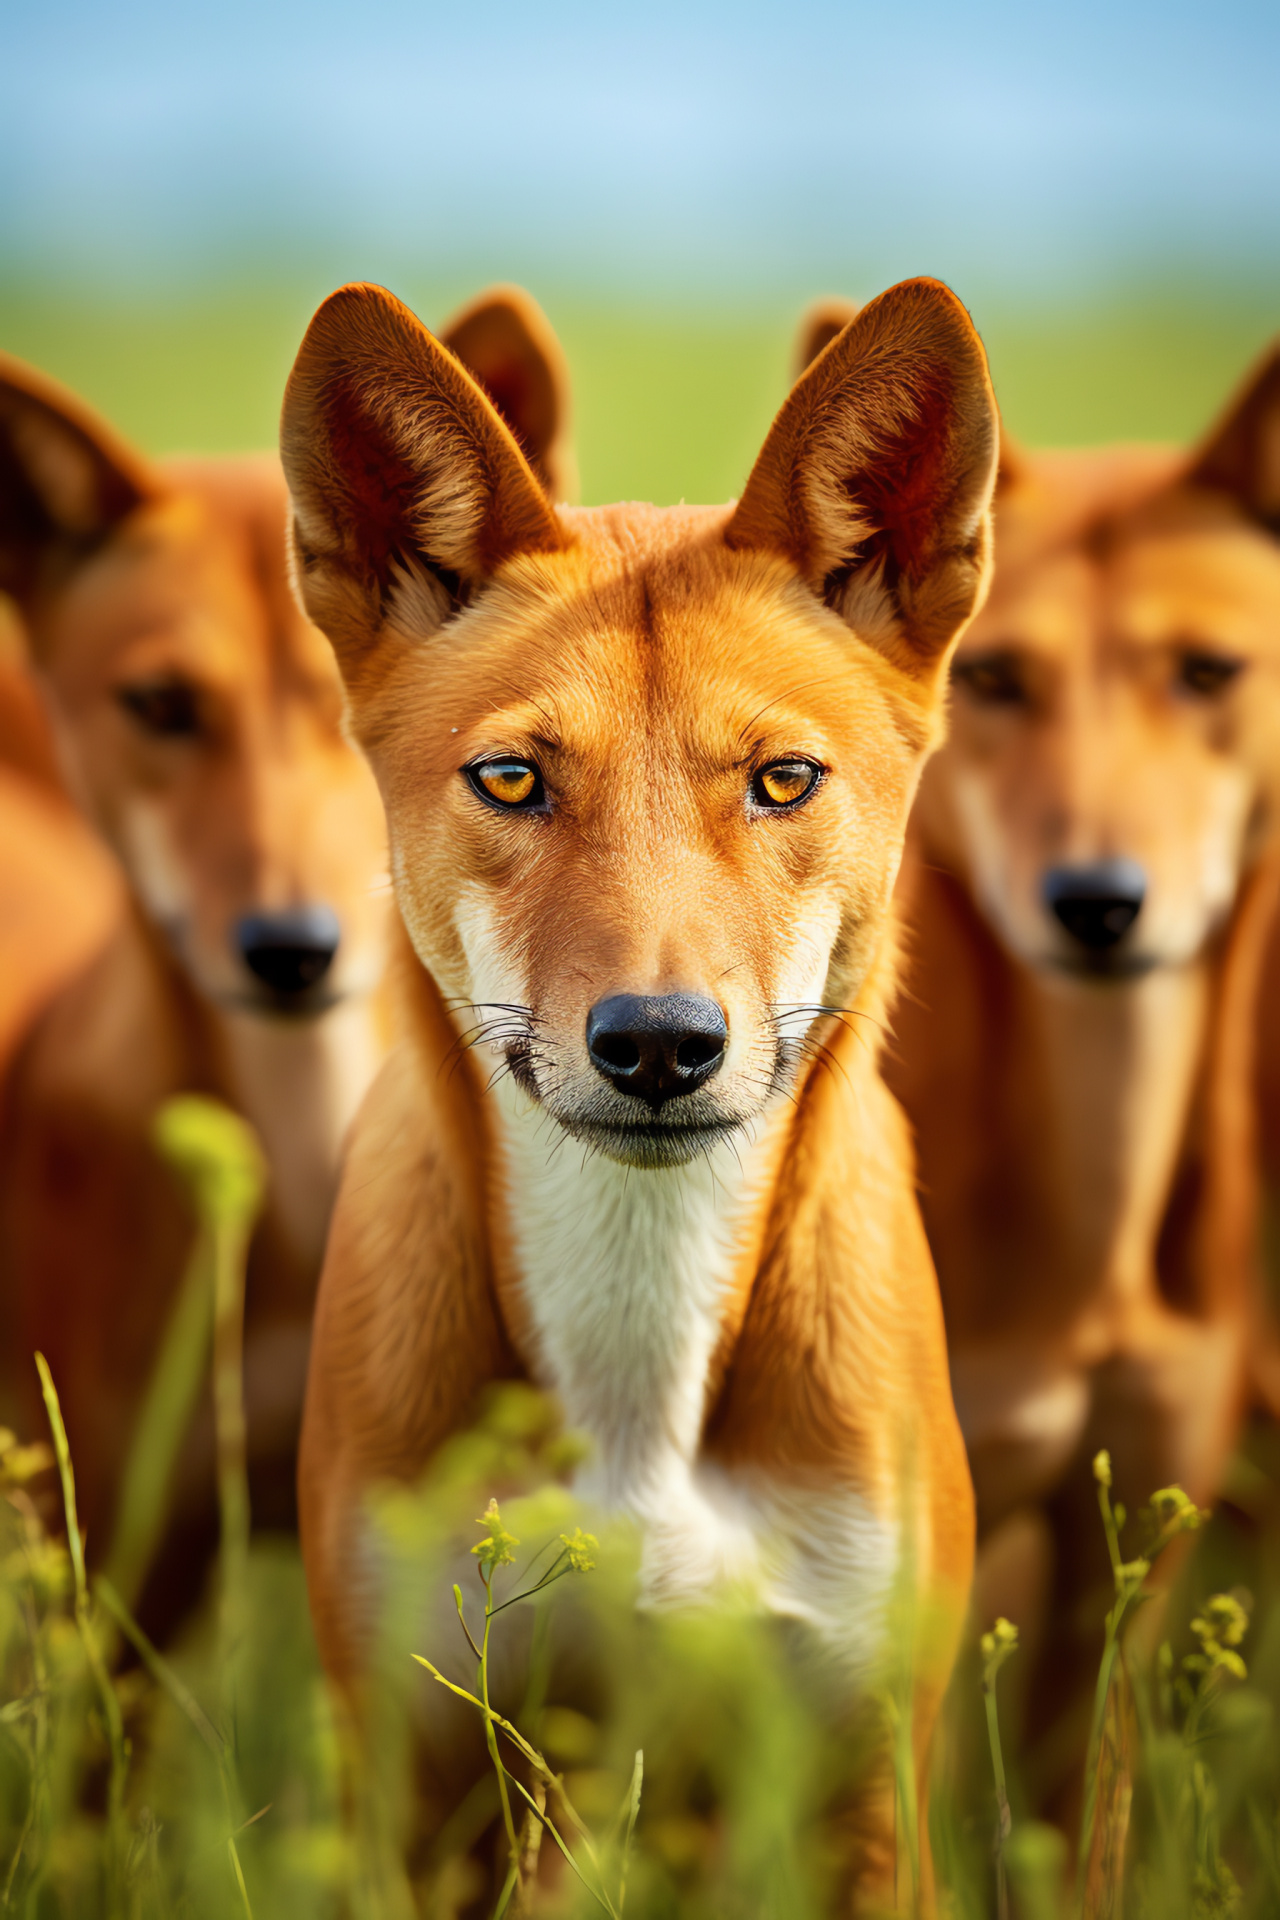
<box><xmin>1042</xmin><ymin>859</ymin><xmax>1147</xmax><ymax>951</ymax></box>
<box><xmin>234</xmin><ymin>905</ymin><xmax>341</xmax><ymax>998</ymax></box>
<box><xmin>586</xmin><ymin>993</ymin><xmax>728</xmax><ymax>1106</ymax></box>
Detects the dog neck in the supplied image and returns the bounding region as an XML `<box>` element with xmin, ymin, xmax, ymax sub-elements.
<box><xmin>1021</xmin><ymin>957</ymin><xmax>1210</xmax><ymax>1328</ymax></box>
<box><xmin>215</xmin><ymin>994</ymin><xmax>384</xmax><ymax>1272</ymax></box>
<box><xmin>488</xmin><ymin>1072</ymin><xmax>784</xmax><ymax>1519</ymax></box>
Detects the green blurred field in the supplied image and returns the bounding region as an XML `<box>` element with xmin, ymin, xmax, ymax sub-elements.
<box><xmin>1</xmin><ymin>279</ymin><xmax>1275</xmax><ymax>506</ymax></box>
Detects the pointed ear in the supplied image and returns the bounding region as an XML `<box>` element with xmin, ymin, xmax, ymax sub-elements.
<box><xmin>280</xmin><ymin>283</ymin><xmax>568</xmax><ymax>669</ymax></box>
<box><xmin>0</xmin><ymin>353</ymin><xmax>155</xmax><ymax>606</ymax></box>
<box><xmin>439</xmin><ymin>285</ymin><xmax>578</xmax><ymax>504</ymax></box>
<box><xmin>790</xmin><ymin>297</ymin><xmax>862</xmax><ymax>382</ymax></box>
<box><xmin>1187</xmin><ymin>340</ymin><xmax>1280</xmax><ymax>531</ymax></box>
<box><xmin>728</xmin><ymin>278</ymin><xmax>999</xmax><ymax>679</ymax></box>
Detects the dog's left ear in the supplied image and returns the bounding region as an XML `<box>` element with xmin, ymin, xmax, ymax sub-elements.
<box><xmin>1188</xmin><ymin>340</ymin><xmax>1280</xmax><ymax>533</ymax></box>
<box><xmin>728</xmin><ymin>277</ymin><xmax>998</xmax><ymax>680</ymax></box>
<box><xmin>439</xmin><ymin>285</ymin><xmax>578</xmax><ymax>504</ymax></box>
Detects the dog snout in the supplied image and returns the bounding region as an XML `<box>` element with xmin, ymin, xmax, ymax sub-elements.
<box><xmin>586</xmin><ymin>993</ymin><xmax>728</xmax><ymax>1107</ymax></box>
<box><xmin>234</xmin><ymin>905</ymin><xmax>341</xmax><ymax>998</ymax></box>
<box><xmin>1042</xmin><ymin>859</ymin><xmax>1147</xmax><ymax>952</ymax></box>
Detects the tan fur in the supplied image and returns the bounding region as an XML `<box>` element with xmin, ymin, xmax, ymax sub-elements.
<box><xmin>847</xmin><ymin>331</ymin><xmax>1280</xmax><ymax>1810</ymax></box>
<box><xmin>282</xmin><ymin>276</ymin><xmax>997</xmax><ymax>1906</ymax></box>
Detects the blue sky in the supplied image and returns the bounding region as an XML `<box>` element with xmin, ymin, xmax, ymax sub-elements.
<box><xmin>6</xmin><ymin>0</ymin><xmax>1278</xmax><ymax>299</ymax></box>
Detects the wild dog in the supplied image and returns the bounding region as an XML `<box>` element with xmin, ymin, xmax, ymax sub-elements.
<box><xmin>0</xmin><ymin>292</ymin><xmax>566</xmax><ymax>1601</ymax></box>
<box><xmin>796</xmin><ymin>302</ymin><xmax>1280</xmax><ymax>1804</ymax></box>
<box><xmin>279</xmin><ymin>275</ymin><xmax>998</xmax><ymax>1905</ymax></box>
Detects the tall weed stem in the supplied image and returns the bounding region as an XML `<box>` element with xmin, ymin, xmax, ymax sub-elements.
<box><xmin>34</xmin><ymin>1355</ymin><xmax>129</xmax><ymax>1913</ymax></box>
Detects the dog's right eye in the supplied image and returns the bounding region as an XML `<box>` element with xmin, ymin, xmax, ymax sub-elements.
<box><xmin>953</xmin><ymin>651</ymin><xmax>1027</xmax><ymax>705</ymax></box>
<box><xmin>1175</xmin><ymin>650</ymin><xmax>1245</xmax><ymax>699</ymax></box>
<box><xmin>466</xmin><ymin>758</ymin><xmax>547</xmax><ymax>811</ymax></box>
<box><xmin>116</xmin><ymin>677</ymin><xmax>202</xmax><ymax>737</ymax></box>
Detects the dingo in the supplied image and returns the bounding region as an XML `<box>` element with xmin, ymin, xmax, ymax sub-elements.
<box><xmin>281</xmin><ymin>276</ymin><xmax>997</xmax><ymax>1903</ymax></box>
<box><xmin>796</xmin><ymin>300</ymin><xmax>1280</xmax><ymax>1801</ymax></box>
<box><xmin>0</xmin><ymin>289</ymin><xmax>566</xmax><ymax>1600</ymax></box>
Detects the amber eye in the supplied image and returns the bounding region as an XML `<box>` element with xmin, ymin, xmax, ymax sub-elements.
<box><xmin>116</xmin><ymin>676</ymin><xmax>202</xmax><ymax>737</ymax></box>
<box><xmin>1175</xmin><ymin>650</ymin><xmax>1244</xmax><ymax>699</ymax></box>
<box><xmin>751</xmin><ymin>759</ymin><xmax>822</xmax><ymax>810</ymax></box>
<box><xmin>953</xmin><ymin>651</ymin><xmax>1027</xmax><ymax>705</ymax></box>
<box><xmin>466</xmin><ymin>758</ymin><xmax>546</xmax><ymax>811</ymax></box>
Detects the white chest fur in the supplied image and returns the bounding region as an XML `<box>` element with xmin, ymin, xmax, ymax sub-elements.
<box><xmin>492</xmin><ymin>1078</ymin><xmax>758</xmax><ymax>1518</ymax></box>
<box><xmin>490</xmin><ymin>1084</ymin><xmax>899</xmax><ymax>1671</ymax></box>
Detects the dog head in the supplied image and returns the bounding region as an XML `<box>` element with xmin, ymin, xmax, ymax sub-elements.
<box><xmin>281</xmin><ymin>278</ymin><xmax>997</xmax><ymax>1166</ymax></box>
<box><xmin>0</xmin><ymin>356</ymin><xmax>390</xmax><ymax>1015</ymax></box>
<box><xmin>917</xmin><ymin>347</ymin><xmax>1280</xmax><ymax>978</ymax></box>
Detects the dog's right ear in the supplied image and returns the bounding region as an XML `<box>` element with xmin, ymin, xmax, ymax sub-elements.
<box><xmin>729</xmin><ymin>278</ymin><xmax>998</xmax><ymax>683</ymax></box>
<box><xmin>1188</xmin><ymin>339</ymin><xmax>1280</xmax><ymax>533</ymax></box>
<box><xmin>281</xmin><ymin>284</ymin><xmax>568</xmax><ymax>677</ymax></box>
<box><xmin>790</xmin><ymin>297</ymin><xmax>863</xmax><ymax>383</ymax></box>
<box><xmin>439</xmin><ymin>285</ymin><xmax>578</xmax><ymax>504</ymax></box>
<box><xmin>0</xmin><ymin>354</ymin><xmax>154</xmax><ymax>606</ymax></box>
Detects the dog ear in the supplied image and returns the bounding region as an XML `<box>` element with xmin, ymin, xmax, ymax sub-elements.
<box><xmin>728</xmin><ymin>278</ymin><xmax>998</xmax><ymax>679</ymax></box>
<box><xmin>280</xmin><ymin>283</ymin><xmax>567</xmax><ymax>669</ymax></box>
<box><xmin>439</xmin><ymin>285</ymin><xmax>578</xmax><ymax>505</ymax></box>
<box><xmin>790</xmin><ymin>297</ymin><xmax>862</xmax><ymax>383</ymax></box>
<box><xmin>0</xmin><ymin>353</ymin><xmax>155</xmax><ymax>606</ymax></box>
<box><xmin>1188</xmin><ymin>340</ymin><xmax>1280</xmax><ymax>533</ymax></box>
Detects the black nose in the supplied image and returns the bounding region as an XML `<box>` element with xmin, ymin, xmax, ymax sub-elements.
<box><xmin>586</xmin><ymin>993</ymin><xmax>728</xmax><ymax>1107</ymax></box>
<box><xmin>1042</xmin><ymin>859</ymin><xmax>1147</xmax><ymax>951</ymax></box>
<box><xmin>234</xmin><ymin>905</ymin><xmax>341</xmax><ymax>998</ymax></box>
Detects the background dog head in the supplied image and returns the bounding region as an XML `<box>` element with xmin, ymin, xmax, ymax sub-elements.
<box><xmin>917</xmin><ymin>348</ymin><xmax>1280</xmax><ymax>977</ymax></box>
<box><xmin>0</xmin><ymin>356</ymin><xmax>390</xmax><ymax>1017</ymax></box>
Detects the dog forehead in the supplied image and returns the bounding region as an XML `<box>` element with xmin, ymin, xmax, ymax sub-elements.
<box><xmin>487</xmin><ymin>502</ymin><xmax>889</xmax><ymax>717</ymax></box>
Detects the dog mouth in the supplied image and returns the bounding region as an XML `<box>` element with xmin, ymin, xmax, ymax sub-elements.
<box><xmin>1040</xmin><ymin>947</ymin><xmax>1159</xmax><ymax>983</ymax></box>
<box><xmin>559</xmin><ymin>1113</ymin><xmax>748</xmax><ymax>1170</ymax></box>
<box><xmin>217</xmin><ymin>984</ymin><xmax>351</xmax><ymax>1020</ymax></box>
<box><xmin>502</xmin><ymin>1036</ymin><xmax>783</xmax><ymax>1169</ymax></box>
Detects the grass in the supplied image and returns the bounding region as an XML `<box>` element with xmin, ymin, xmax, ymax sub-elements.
<box><xmin>3</xmin><ymin>1097</ymin><xmax>1280</xmax><ymax>1918</ymax></box>
<box><xmin>0</xmin><ymin>276</ymin><xmax>1276</xmax><ymax>506</ymax></box>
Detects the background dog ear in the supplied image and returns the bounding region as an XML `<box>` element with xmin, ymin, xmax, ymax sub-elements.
<box><xmin>439</xmin><ymin>285</ymin><xmax>578</xmax><ymax>505</ymax></box>
<box><xmin>790</xmin><ymin>297</ymin><xmax>862</xmax><ymax>383</ymax></box>
<box><xmin>1187</xmin><ymin>340</ymin><xmax>1280</xmax><ymax>533</ymax></box>
<box><xmin>0</xmin><ymin>355</ymin><xmax>155</xmax><ymax>607</ymax></box>
<box><xmin>280</xmin><ymin>282</ymin><xmax>567</xmax><ymax>668</ymax></box>
<box><xmin>729</xmin><ymin>278</ymin><xmax>999</xmax><ymax>680</ymax></box>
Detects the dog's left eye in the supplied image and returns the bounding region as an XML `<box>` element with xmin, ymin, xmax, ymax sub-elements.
<box><xmin>116</xmin><ymin>676</ymin><xmax>202</xmax><ymax>737</ymax></box>
<box><xmin>466</xmin><ymin>758</ymin><xmax>546</xmax><ymax>810</ymax></box>
<box><xmin>751</xmin><ymin>759</ymin><xmax>822</xmax><ymax>810</ymax></box>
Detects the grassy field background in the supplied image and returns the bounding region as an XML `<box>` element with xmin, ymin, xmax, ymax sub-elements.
<box><xmin>1</xmin><ymin>278</ymin><xmax>1276</xmax><ymax>505</ymax></box>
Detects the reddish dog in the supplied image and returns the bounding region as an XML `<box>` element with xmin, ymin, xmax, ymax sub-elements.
<box><xmin>279</xmin><ymin>276</ymin><xmax>997</xmax><ymax>1905</ymax></box>
<box><xmin>0</xmin><ymin>288</ymin><xmax>569</xmax><ymax>1603</ymax></box>
<box><xmin>799</xmin><ymin>303</ymin><xmax>1280</xmax><ymax>1802</ymax></box>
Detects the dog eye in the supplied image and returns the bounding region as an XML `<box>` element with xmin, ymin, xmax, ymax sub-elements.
<box><xmin>116</xmin><ymin>677</ymin><xmax>202</xmax><ymax>737</ymax></box>
<box><xmin>953</xmin><ymin>651</ymin><xmax>1027</xmax><ymax>705</ymax></box>
<box><xmin>751</xmin><ymin>759</ymin><xmax>822</xmax><ymax>810</ymax></box>
<box><xmin>1175</xmin><ymin>650</ymin><xmax>1244</xmax><ymax>699</ymax></box>
<box><xmin>466</xmin><ymin>758</ymin><xmax>546</xmax><ymax>810</ymax></box>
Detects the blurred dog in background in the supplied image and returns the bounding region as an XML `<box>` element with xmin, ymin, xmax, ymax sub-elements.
<box><xmin>798</xmin><ymin>302</ymin><xmax>1280</xmax><ymax>1809</ymax></box>
<box><xmin>0</xmin><ymin>286</ymin><xmax>571</xmax><ymax>1615</ymax></box>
